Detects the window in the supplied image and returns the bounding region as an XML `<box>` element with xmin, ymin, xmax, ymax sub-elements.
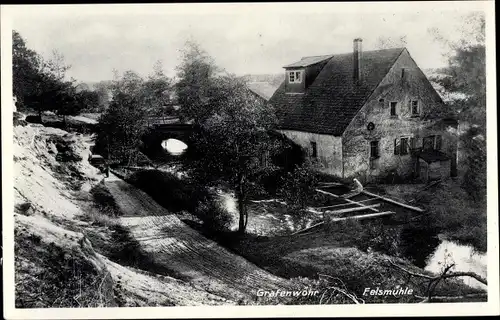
<box><xmin>288</xmin><ymin>71</ymin><xmax>302</xmax><ymax>83</ymax></box>
<box><xmin>400</xmin><ymin>137</ymin><xmax>409</xmax><ymax>155</ymax></box>
<box><xmin>390</xmin><ymin>102</ymin><xmax>397</xmax><ymax>116</ymax></box>
<box><xmin>423</xmin><ymin>136</ymin><xmax>435</xmax><ymax>151</ymax></box>
<box><xmin>411</xmin><ymin>100</ymin><xmax>419</xmax><ymax>116</ymax></box>
<box><xmin>435</xmin><ymin>135</ymin><xmax>442</xmax><ymax>150</ymax></box>
<box><xmin>423</xmin><ymin>135</ymin><xmax>442</xmax><ymax>151</ymax></box>
<box><xmin>394</xmin><ymin>138</ymin><xmax>401</xmax><ymax>155</ymax></box>
<box><xmin>310</xmin><ymin>141</ymin><xmax>317</xmax><ymax>158</ymax></box>
<box><xmin>401</xmin><ymin>68</ymin><xmax>406</xmax><ymax>79</ymax></box>
<box><xmin>370</xmin><ymin>141</ymin><xmax>379</xmax><ymax>159</ymax></box>
<box><xmin>395</xmin><ymin>137</ymin><xmax>415</xmax><ymax>155</ymax></box>
<box><xmin>410</xmin><ymin>137</ymin><xmax>416</xmax><ymax>150</ymax></box>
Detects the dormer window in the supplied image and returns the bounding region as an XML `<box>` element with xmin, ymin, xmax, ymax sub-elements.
<box><xmin>288</xmin><ymin>71</ymin><xmax>302</xmax><ymax>83</ymax></box>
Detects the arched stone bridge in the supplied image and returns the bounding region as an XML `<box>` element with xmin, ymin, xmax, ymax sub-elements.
<box><xmin>141</xmin><ymin>119</ymin><xmax>196</xmax><ymax>159</ymax></box>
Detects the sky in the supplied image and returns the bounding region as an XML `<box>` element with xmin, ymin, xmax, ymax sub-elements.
<box><xmin>6</xmin><ymin>2</ymin><xmax>487</xmax><ymax>84</ymax></box>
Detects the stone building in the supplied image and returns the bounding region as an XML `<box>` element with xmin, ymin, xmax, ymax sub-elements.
<box><xmin>269</xmin><ymin>38</ymin><xmax>457</xmax><ymax>183</ymax></box>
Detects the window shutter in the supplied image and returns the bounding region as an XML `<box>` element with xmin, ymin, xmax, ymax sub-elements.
<box><xmin>394</xmin><ymin>139</ymin><xmax>400</xmax><ymax>155</ymax></box>
<box><xmin>435</xmin><ymin>135</ymin><xmax>442</xmax><ymax>150</ymax></box>
<box><xmin>410</xmin><ymin>137</ymin><xmax>415</xmax><ymax>150</ymax></box>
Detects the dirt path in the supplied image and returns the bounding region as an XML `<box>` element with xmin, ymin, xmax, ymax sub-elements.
<box><xmin>104</xmin><ymin>174</ymin><xmax>293</xmax><ymax>304</ymax></box>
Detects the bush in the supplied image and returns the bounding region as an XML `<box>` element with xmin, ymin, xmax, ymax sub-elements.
<box><xmin>127</xmin><ymin>169</ymin><xmax>210</xmax><ymax>213</ymax></box>
<box><xmin>326</xmin><ymin>219</ymin><xmax>402</xmax><ymax>257</ymax></box>
<box><xmin>15</xmin><ymin>233</ymin><xmax>116</xmax><ymax>308</ymax></box>
<box><xmin>194</xmin><ymin>197</ymin><xmax>233</xmax><ymax>232</ymax></box>
<box><xmin>418</xmin><ymin>180</ymin><xmax>487</xmax><ymax>253</ymax></box>
<box><xmin>277</xmin><ymin>162</ymin><xmax>319</xmax><ymax>228</ymax></box>
<box><xmin>89</xmin><ymin>181</ymin><xmax>121</xmax><ymax>217</ymax></box>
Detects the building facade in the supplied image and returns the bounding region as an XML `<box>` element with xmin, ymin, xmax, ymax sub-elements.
<box><xmin>270</xmin><ymin>39</ymin><xmax>457</xmax><ymax>183</ymax></box>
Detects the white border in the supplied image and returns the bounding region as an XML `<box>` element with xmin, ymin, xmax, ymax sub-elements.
<box><xmin>2</xmin><ymin>2</ymin><xmax>498</xmax><ymax>318</ymax></box>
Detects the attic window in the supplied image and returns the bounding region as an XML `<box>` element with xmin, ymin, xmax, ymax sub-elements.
<box><xmin>288</xmin><ymin>71</ymin><xmax>302</xmax><ymax>83</ymax></box>
<box><xmin>401</xmin><ymin>68</ymin><xmax>406</xmax><ymax>79</ymax></box>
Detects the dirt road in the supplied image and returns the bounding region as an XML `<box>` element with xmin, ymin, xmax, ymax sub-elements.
<box><xmin>104</xmin><ymin>174</ymin><xmax>293</xmax><ymax>304</ymax></box>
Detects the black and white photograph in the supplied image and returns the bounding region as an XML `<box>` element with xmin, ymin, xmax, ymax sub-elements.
<box><xmin>1</xmin><ymin>2</ymin><xmax>498</xmax><ymax>318</ymax></box>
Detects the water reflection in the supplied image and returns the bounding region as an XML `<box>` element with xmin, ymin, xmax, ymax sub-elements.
<box><xmin>425</xmin><ymin>240</ymin><xmax>487</xmax><ymax>290</ymax></box>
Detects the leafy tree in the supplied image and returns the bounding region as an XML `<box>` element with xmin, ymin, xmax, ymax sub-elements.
<box><xmin>93</xmin><ymin>81</ymin><xmax>112</xmax><ymax>111</ymax></box>
<box><xmin>12</xmin><ymin>30</ymin><xmax>44</xmax><ymax>112</ymax></box>
<box><xmin>142</xmin><ymin>60</ymin><xmax>172</xmax><ymax>117</ymax></box>
<box><xmin>175</xmin><ymin>40</ymin><xmax>221</xmax><ymax>124</ymax></box>
<box><xmin>12</xmin><ymin>30</ymin><xmax>80</xmax><ymax>122</ymax></box>
<box><xmin>429</xmin><ymin>12</ymin><xmax>486</xmax><ymax>201</ymax></box>
<box><xmin>76</xmin><ymin>89</ymin><xmax>100</xmax><ymax>112</ymax></box>
<box><xmin>187</xmin><ymin>75</ymin><xmax>281</xmax><ymax>233</ymax></box>
<box><xmin>97</xmin><ymin>91</ymin><xmax>148</xmax><ymax>164</ymax></box>
<box><xmin>277</xmin><ymin>161</ymin><xmax>319</xmax><ymax>229</ymax></box>
<box><xmin>96</xmin><ymin>66</ymin><xmax>171</xmax><ymax>164</ymax></box>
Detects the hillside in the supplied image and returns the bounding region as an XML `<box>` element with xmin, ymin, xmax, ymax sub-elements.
<box><xmin>13</xmin><ymin>122</ymin><xmax>236</xmax><ymax>307</ymax></box>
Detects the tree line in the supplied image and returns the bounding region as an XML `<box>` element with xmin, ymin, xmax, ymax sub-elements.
<box><xmin>12</xmin><ymin>30</ymin><xmax>103</xmax><ymax>122</ymax></box>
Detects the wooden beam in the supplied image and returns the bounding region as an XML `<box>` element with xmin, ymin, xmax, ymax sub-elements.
<box><xmin>316</xmin><ymin>189</ymin><xmax>379</xmax><ymax>213</ymax></box>
<box><xmin>324</xmin><ymin>203</ymin><xmax>381</xmax><ymax>215</ymax></box>
<box><xmin>315</xmin><ymin>198</ymin><xmax>377</xmax><ymax>210</ymax></box>
<box><xmin>318</xmin><ymin>182</ymin><xmax>344</xmax><ymax>187</ymax></box>
<box><xmin>361</xmin><ymin>190</ymin><xmax>425</xmax><ymax>213</ymax></box>
<box><xmin>291</xmin><ymin>221</ymin><xmax>325</xmax><ymax>235</ymax></box>
<box><xmin>328</xmin><ymin>211</ymin><xmax>394</xmax><ymax>222</ymax></box>
<box><xmin>250</xmin><ymin>199</ymin><xmax>286</xmax><ymax>205</ymax></box>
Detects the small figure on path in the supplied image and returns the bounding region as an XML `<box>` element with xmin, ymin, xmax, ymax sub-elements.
<box><xmin>105</xmin><ymin>163</ymin><xmax>110</xmax><ymax>178</ymax></box>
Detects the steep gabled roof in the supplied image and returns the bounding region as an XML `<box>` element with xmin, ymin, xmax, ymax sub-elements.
<box><xmin>270</xmin><ymin>48</ymin><xmax>405</xmax><ymax>136</ymax></box>
<box><xmin>283</xmin><ymin>55</ymin><xmax>334</xmax><ymax>68</ymax></box>
<box><xmin>246</xmin><ymin>82</ymin><xmax>279</xmax><ymax>101</ymax></box>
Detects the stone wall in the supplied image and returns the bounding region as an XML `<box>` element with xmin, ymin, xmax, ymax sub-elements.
<box><xmin>342</xmin><ymin>49</ymin><xmax>455</xmax><ymax>182</ymax></box>
<box><xmin>278</xmin><ymin>129</ymin><xmax>343</xmax><ymax>176</ymax></box>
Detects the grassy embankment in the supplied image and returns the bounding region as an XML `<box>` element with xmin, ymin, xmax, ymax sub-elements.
<box><xmin>123</xmin><ymin>169</ymin><xmax>486</xmax><ymax>303</ymax></box>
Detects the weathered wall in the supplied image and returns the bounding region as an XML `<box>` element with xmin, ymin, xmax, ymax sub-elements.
<box><xmin>278</xmin><ymin>129</ymin><xmax>343</xmax><ymax>176</ymax></box>
<box><xmin>418</xmin><ymin>159</ymin><xmax>451</xmax><ymax>182</ymax></box>
<box><xmin>342</xmin><ymin>49</ymin><xmax>454</xmax><ymax>182</ymax></box>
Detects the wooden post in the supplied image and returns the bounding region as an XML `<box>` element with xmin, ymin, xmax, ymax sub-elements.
<box><xmin>361</xmin><ymin>190</ymin><xmax>425</xmax><ymax>212</ymax></box>
<box><xmin>328</xmin><ymin>211</ymin><xmax>394</xmax><ymax>222</ymax></box>
<box><xmin>316</xmin><ymin>189</ymin><xmax>379</xmax><ymax>213</ymax></box>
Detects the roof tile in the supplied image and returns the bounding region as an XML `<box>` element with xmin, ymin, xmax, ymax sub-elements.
<box><xmin>270</xmin><ymin>48</ymin><xmax>405</xmax><ymax>136</ymax></box>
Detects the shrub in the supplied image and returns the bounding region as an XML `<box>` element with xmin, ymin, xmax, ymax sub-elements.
<box><xmin>418</xmin><ymin>180</ymin><xmax>487</xmax><ymax>253</ymax></box>
<box><xmin>126</xmin><ymin>169</ymin><xmax>210</xmax><ymax>213</ymax></box>
<box><xmin>194</xmin><ymin>197</ymin><xmax>233</xmax><ymax>232</ymax></box>
<box><xmin>15</xmin><ymin>233</ymin><xmax>116</xmax><ymax>308</ymax></box>
<box><xmin>90</xmin><ymin>181</ymin><xmax>120</xmax><ymax>217</ymax></box>
<box><xmin>326</xmin><ymin>219</ymin><xmax>402</xmax><ymax>257</ymax></box>
<box><xmin>277</xmin><ymin>161</ymin><xmax>319</xmax><ymax>228</ymax></box>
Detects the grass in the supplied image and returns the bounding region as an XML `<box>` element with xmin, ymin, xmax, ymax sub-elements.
<box><xmin>187</xmin><ymin>216</ymin><xmax>485</xmax><ymax>304</ymax></box>
<box><xmin>126</xmin><ymin>169</ymin><xmax>208</xmax><ymax>213</ymax></box>
<box><xmin>14</xmin><ymin>230</ymin><xmax>116</xmax><ymax>308</ymax></box>
<box><xmin>82</xmin><ymin>180</ymin><xmax>189</xmax><ymax>282</ymax></box>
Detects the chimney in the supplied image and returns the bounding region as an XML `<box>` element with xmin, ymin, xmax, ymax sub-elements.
<box><xmin>353</xmin><ymin>38</ymin><xmax>363</xmax><ymax>82</ymax></box>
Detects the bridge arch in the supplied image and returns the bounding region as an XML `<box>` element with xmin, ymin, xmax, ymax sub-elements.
<box><xmin>141</xmin><ymin>123</ymin><xmax>195</xmax><ymax>161</ymax></box>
